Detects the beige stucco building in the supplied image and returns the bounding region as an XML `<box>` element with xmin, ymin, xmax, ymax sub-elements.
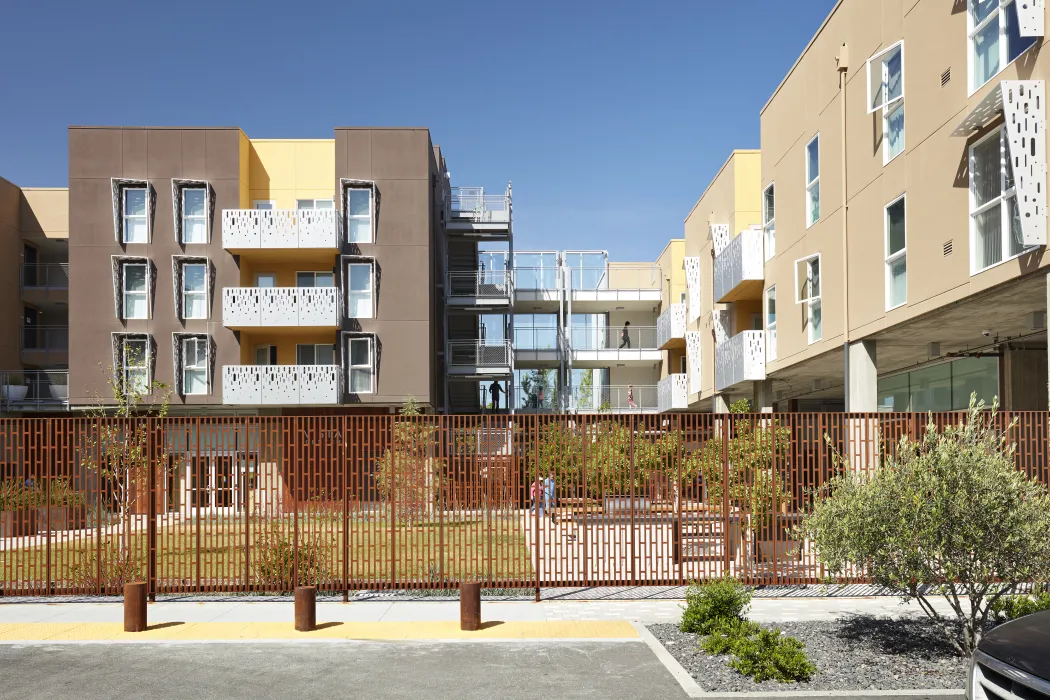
<box><xmin>686</xmin><ymin>0</ymin><xmax>1050</xmax><ymax>413</ymax></box>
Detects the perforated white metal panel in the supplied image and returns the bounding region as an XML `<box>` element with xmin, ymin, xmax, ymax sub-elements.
<box><xmin>684</xmin><ymin>257</ymin><xmax>702</xmax><ymax>322</ymax></box>
<box><xmin>222</xmin><ymin>288</ymin><xmax>261</xmax><ymax>326</ymax></box>
<box><xmin>299</xmin><ymin>288</ymin><xmax>341</xmax><ymax>326</ymax></box>
<box><xmin>686</xmin><ymin>331</ymin><xmax>702</xmax><ymax>395</ymax></box>
<box><xmin>222</xmin><ymin>210</ymin><xmax>259</xmax><ymax>249</ymax></box>
<box><xmin>1017</xmin><ymin>0</ymin><xmax>1045</xmax><ymax>37</ymax></box>
<box><xmin>261</xmin><ymin>288</ymin><xmax>298</xmax><ymax>326</ymax></box>
<box><xmin>1003</xmin><ymin>80</ymin><xmax>1047</xmax><ymax>246</ymax></box>
<box><xmin>711</xmin><ymin>224</ymin><xmax>731</xmax><ymax>256</ymax></box>
<box><xmin>713</xmin><ymin>310</ymin><xmax>731</xmax><ymax>346</ymax></box>
<box><xmin>223</xmin><ymin>366</ymin><xmax>261</xmax><ymax>404</ymax></box>
<box><xmin>298</xmin><ymin>209</ymin><xmax>340</xmax><ymax>248</ymax></box>
<box><xmin>300</xmin><ymin>366</ymin><xmax>341</xmax><ymax>404</ymax></box>
<box><xmin>260</xmin><ymin>210</ymin><xmax>297</xmax><ymax>249</ymax></box>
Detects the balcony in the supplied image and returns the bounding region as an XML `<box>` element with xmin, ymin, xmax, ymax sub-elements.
<box><xmin>446</xmin><ymin>341</ymin><xmax>513</xmax><ymax>377</ymax></box>
<box><xmin>568</xmin><ymin>325</ymin><xmax>661</xmax><ymax>367</ymax></box>
<box><xmin>21</xmin><ymin>325</ymin><xmax>68</xmax><ymax>366</ymax></box>
<box><xmin>512</xmin><ymin>266</ymin><xmax>561</xmax><ymax>309</ymax></box>
<box><xmin>446</xmin><ymin>270</ymin><xmax>512</xmax><ymax>308</ymax></box>
<box><xmin>567</xmin><ymin>385</ymin><xmax>658</xmax><ymax>413</ymax></box>
<box><xmin>0</xmin><ymin>370</ymin><xmax>69</xmax><ymax>411</ymax></box>
<box><xmin>20</xmin><ymin>264</ymin><xmax>69</xmax><ymax>308</ymax></box>
<box><xmin>446</xmin><ymin>186</ymin><xmax>512</xmax><ymax>237</ymax></box>
<box><xmin>656</xmin><ymin>303</ymin><xmax>687</xmax><ymax>349</ymax></box>
<box><xmin>715</xmin><ymin>331</ymin><xmax>766</xmax><ymax>392</ymax></box>
<box><xmin>714</xmin><ymin>228</ymin><xmax>764</xmax><ymax>303</ymax></box>
<box><xmin>514</xmin><ymin>385</ymin><xmax>559</xmax><ymax>414</ymax></box>
<box><xmin>221</xmin><ymin>209</ymin><xmax>340</xmax><ymax>253</ymax></box>
<box><xmin>658</xmin><ymin>374</ymin><xmax>689</xmax><ymax>412</ymax></box>
<box><xmin>568</xmin><ymin>265</ymin><xmax>662</xmax><ymax>311</ymax></box>
<box><xmin>222</xmin><ymin>365</ymin><xmax>341</xmax><ymax>405</ymax></box>
<box><xmin>222</xmin><ymin>287</ymin><xmax>341</xmax><ymax>329</ymax></box>
<box><xmin>513</xmin><ymin>326</ymin><xmax>560</xmax><ymax>366</ymax></box>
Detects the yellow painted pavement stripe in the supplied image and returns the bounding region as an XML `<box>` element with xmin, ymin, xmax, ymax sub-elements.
<box><xmin>0</xmin><ymin>621</ymin><xmax>637</xmax><ymax>642</ymax></box>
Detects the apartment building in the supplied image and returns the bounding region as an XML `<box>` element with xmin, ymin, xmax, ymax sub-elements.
<box><xmin>61</xmin><ymin>125</ymin><xmax>496</xmax><ymax>414</ymax></box>
<box><xmin>685</xmin><ymin>0</ymin><xmax>1050</xmax><ymax>413</ymax></box>
<box><xmin>0</xmin><ymin>177</ymin><xmax>69</xmax><ymax>413</ymax></box>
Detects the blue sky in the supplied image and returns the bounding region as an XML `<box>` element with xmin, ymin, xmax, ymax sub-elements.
<box><xmin>0</xmin><ymin>0</ymin><xmax>835</xmax><ymax>262</ymax></box>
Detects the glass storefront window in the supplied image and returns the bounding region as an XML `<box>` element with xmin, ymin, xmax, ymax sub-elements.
<box><xmin>876</xmin><ymin>357</ymin><xmax>999</xmax><ymax>413</ymax></box>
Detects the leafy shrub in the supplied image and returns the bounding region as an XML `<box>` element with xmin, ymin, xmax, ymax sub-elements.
<box><xmin>990</xmin><ymin>592</ymin><xmax>1050</xmax><ymax>621</ymax></box>
<box><xmin>798</xmin><ymin>397</ymin><xmax>1050</xmax><ymax>656</ymax></box>
<box><xmin>680</xmin><ymin>576</ymin><xmax>752</xmax><ymax>634</ymax></box>
<box><xmin>0</xmin><ymin>479</ymin><xmax>43</xmax><ymax>510</ymax></box>
<box><xmin>47</xmin><ymin>478</ymin><xmax>87</xmax><ymax>508</ymax></box>
<box><xmin>729</xmin><ymin>627</ymin><xmax>817</xmax><ymax>683</ymax></box>
<box><xmin>252</xmin><ymin>517</ymin><xmax>334</xmax><ymax>592</ymax></box>
<box><xmin>70</xmin><ymin>543</ymin><xmax>144</xmax><ymax>590</ymax></box>
<box><xmin>699</xmin><ymin>617</ymin><xmax>760</xmax><ymax>655</ymax></box>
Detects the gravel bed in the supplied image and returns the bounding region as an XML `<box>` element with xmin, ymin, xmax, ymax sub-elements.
<box><xmin>647</xmin><ymin>616</ymin><xmax>969</xmax><ymax>692</ymax></box>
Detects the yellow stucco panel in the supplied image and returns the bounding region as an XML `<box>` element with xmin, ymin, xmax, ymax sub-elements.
<box><xmin>247</xmin><ymin>139</ymin><xmax>335</xmax><ymax>209</ymax></box>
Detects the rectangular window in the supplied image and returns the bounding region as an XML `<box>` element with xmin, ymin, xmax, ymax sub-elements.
<box><xmin>762</xmin><ymin>183</ymin><xmax>776</xmax><ymax>260</ymax></box>
<box><xmin>970</xmin><ymin>0</ymin><xmax>1038</xmax><ymax>93</ymax></box>
<box><xmin>868</xmin><ymin>42</ymin><xmax>905</xmax><ymax>163</ymax></box>
<box><xmin>253</xmin><ymin>200</ymin><xmax>275</xmax><ymax>210</ymax></box>
<box><xmin>794</xmin><ymin>255</ymin><xmax>821</xmax><ymax>343</ymax></box>
<box><xmin>347</xmin><ymin>262</ymin><xmax>374</xmax><ymax>318</ymax></box>
<box><xmin>123</xmin><ymin>263</ymin><xmax>148</xmax><ymax>319</ymax></box>
<box><xmin>255</xmin><ymin>273</ymin><xmax>277</xmax><ymax>288</ymax></box>
<box><xmin>122</xmin><ymin>338</ymin><xmax>149</xmax><ymax>394</ymax></box>
<box><xmin>183</xmin><ymin>337</ymin><xmax>208</xmax><ymax>395</ymax></box>
<box><xmin>806</xmin><ymin>136</ymin><xmax>820</xmax><ymax>227</ymax></box>
<box><xmin>123</xmin><ymin>188</ymin><xmax>148</xmax><ymax>243</ymax></box>
<box><xmin>296</xmin><ymin>199</ymin><xmax>334</xmax><ymax>210</ymax></box>
<box><xmin>346</xmin><ymin>188</ymin><xmax>373</xmax><ymax>243</ymax></box>
<box><xmin>181</xmin><ymin>188</ymin><xmax>207</xmax><ymax>244</ymax></box>
<box><xmin>296</xmin><ymin>344</ymin><xmax>335</xmax><ymax>365</ymax></box>
<box><xmin>182</xmin><ymin>263</ymin><xmax>208</xmax><ymax>319</ymax></box>
<box><xmin>970</xmin><ymin>126</ymin><xmax>1029</xmax><ymax>272</ymax></box>
<box><xmin>254</xmin><ymin>345</ymin><xmax>277</xmax><ymax>366</ymax></box>
<box><xmin>885</xmin><ymin>195</ymin><xmax>907</xmax><ymax>309</ymax></box>
<box><xmin>766</xmin><ymin>286</ymin><xmax>777</xmax><ymax>332</ymax></box>
<box><xmin>295</xmin><ymin>271</ymin><xmax>335</xmax><ymax>288</ymax></box>
<box><xmin>679</xmin><ymin>355</ymin><xmax>687</xmax><ymax>374</ymax></box>
<box><xmin>679</xmin><ymin>291</ymin><xmax>687</xmax><ymax>305</ymax></box>
<box><xmin>348</xmin><ymin>336</ymin><xmax>374</xmax><ymax>394</ymax></box>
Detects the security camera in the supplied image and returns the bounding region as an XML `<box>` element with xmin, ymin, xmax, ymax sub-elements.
<box><xmin>981</xmin><ymin>330</ymin><xmax>992</xmax><ymax>337</ymax></box>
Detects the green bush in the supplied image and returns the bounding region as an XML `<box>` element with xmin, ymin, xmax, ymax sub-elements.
<box><xmin>680</xmin><ymin>576</ymin><xmax>752</xmax><ymax>634</ymax></box>
<box><xmin>729</xmin><ymin>627</ymin><xmax>817</xmax><ymax>683</ymax></box>
<box><xmin>990</xmin><ymin>592</ymin><xmax>1050</xmax><ymax>621</ymax></box>
<box><xmin>699</xmin><ymin>617</ymin><xmax>760</xmax><ymax>655</ymax></box>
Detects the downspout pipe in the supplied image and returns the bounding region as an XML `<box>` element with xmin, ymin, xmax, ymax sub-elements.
<box><xmin>837</xmin><ymin>44</ymin><xmax>852</xmax><ymax>409</ymax></box>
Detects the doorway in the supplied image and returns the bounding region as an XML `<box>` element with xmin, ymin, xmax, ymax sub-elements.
<box><xmin>186</xmin><ymin>456</ymin><xmax>254</xmax><ymax>512</ymax></box>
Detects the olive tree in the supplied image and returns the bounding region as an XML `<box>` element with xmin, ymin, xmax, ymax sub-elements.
<box><xmin>797</xmin><ymin>396</ymin><xmax>1050</xmax><ymax>656</ymax></box>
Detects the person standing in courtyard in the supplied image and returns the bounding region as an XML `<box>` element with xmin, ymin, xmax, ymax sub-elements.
<box><xmin>544</xmin><ymin>470</ymin><xmax>557</xmax><ymax>523</ymax></box>
<box><xmin>530</xmin><ymin>477</ymin><xmax>543</xmax><ymax>516</ymax></box>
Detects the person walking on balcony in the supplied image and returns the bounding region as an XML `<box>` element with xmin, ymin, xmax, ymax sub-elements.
<box><xmin>488</xmin><ymin>380</ymin><xmax>503</xmax><ymax>413</ymax></box>
<box><xmin>628</xmin><ymin>385</ymin><xmax>637</xmax><ymax>410</ymax></box>
<box><xmin>620</xmin><ymin>321</ymin><xmax>631</xmax><ymax>349</ymax></box>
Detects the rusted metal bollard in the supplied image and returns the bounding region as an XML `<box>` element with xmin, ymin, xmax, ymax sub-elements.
<box><xmin>124</xmin><ymin>581</ymin><xmax>147</xmax><ymax>633</ymax></box>
<box><xmin>460</xmin><ymin>581</ymin><xmax>481</xmax><ymax>631</ymax></box>
<box><xmin>295</xmin><ymin>586</ymin><xmax>317</xmax><ymax>632</ymax></box>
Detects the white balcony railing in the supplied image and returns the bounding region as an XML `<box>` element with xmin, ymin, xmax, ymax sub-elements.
<box><xmin>222</xmin><ymin>209</ymin><xmax>340</xmax><ymax>250</ymax></box>
<box><xmin>715</xmin><ymin>331</ymin><xmax>766</xmax><ymax>392</ymax></box>
<box><xmin>568</xmin><ymin>325</ymin><xmax>659</xmax><ymax>351</ymax></box>
<box><xmin>447</xmin><ymin>341</ymin><xmax>513</xmax><ymax>368</ymax></box>
<box><xmin>222</xmin><ymin>287</ymin><xmax>341</xmax><ymax>327</ymax></box>
<box><xmin>448</xmin><ymin>186</ymin><xmax>511</xmax><ymax>224</ymax></box>
<box><xmin>658</xmin><ymin>374</ymin><xmax>689</xmax><ymax>412</ymax></box>
<box><xmin>656</xmin><ymin>303</ymin><xmax>687</xmax><ymax>348</ymax></box>
<box><xmin>223</xmin><ymin>365</ymin><xmax>341</xmax><ymax>405</ymax></box>
<box><xmin>714</xmin><ymin>228</ymin><xmax>764</xmax><ymax>302</ymax></box>
<box><xmin>568</xmin><ymin>385</ymin><xmax>658</xmax><ymax>413</ymax></box>
<box><xmin>447</xmin><ymin>270</ymin><xmax>512</xmax><ymax>299</ymax></box>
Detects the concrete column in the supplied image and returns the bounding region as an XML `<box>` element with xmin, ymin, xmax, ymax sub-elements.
<box><xmin>752</xmin><ymin>380</ymin><xmax>774</xmax><ymax>412</ymax></box>
<box><xmin>846</xmin><ymin>340</ymin><xmax>878</xmax><ymax>412</ymax></box>
<box><xmin>712</xmin><ymin>394</ymin><xmax>730</xmax><ymax>413</ymax></box>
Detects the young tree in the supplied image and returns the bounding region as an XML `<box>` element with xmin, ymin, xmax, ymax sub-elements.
<box><xmin>798</xmin><ymin>396</ymin><xmax>1050</xmax><ymax>656</ymax></box>
<box><xmin>77</xmin><ymin>354</ymin><xmax>174</xmax><ymax>587</ymax></box>
<box><xmin>375</xmin><ymin>397</ymin><xmax>447</xmax><ymax>522</ymax></box>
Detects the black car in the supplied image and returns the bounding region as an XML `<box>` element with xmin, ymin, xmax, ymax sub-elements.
<box><xmin>968</xmin><ymin>610</ymin><xmax>1050</xmax><ymax>699</ymax></box>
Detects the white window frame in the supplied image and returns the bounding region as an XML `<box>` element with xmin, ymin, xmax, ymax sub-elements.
<box><xmin>762</xmin><ymin>182</ymin><xmax>776</xmax><ymax>260</ymax></box>
<box><xmin>969</xmin><ymin>126</ymin><xmax>1032</xmax><ymax>274</ymax></box>
<box><xmin>255</xmin><ymin>273</ymin><xmax>277</xmax><ymax>288</ymax></box>
<box><xmin>347</xmin><ymin>335</ymin><xmax>375</xmax><ymax>394</ymax></box>
<box><xmin>122</xmin><ymin>262</ymin><xmax>149</xmax><ymax>320</ymax></box>
<box><xmin>794</xmin><ymin>254</ymin><xmax>822</xmax><ymax>344</ymax></box>
<box><xmin>182</xmin><ymin>336</ymin><xmax>209</xmax><ymax>395</ymax></box>
<box><xmin>296</xmin><ymin>271</ymin><xmax>335</xmax><ymax>288</ymax></box>
<box><xmin>805</xmin><ymin>136</ymin><xmax>820</xmax><ymax>228</ymax></box>
<box><xmin>346</xmin><ymin>261</ymin><xmax>375</xmax><ymax>319</ymax></box>
<box><xmin>182</xmin><ymin>262</ymin><xmax>208</xmax><ymax>320</ymax></box>
<box><xmin>181</xmin><ymin>187</ymin><xmax>208</xmax><ymax>244</ymax></box>
<box><xmin>296</xmin><ymin>343</ymin><xmax>336</xmax><ymax>366</ymax></box>
<box><xmin>866</xmin><ymin>42</ymin><xmax>906</xmax><ymax>164</ymax></box>
<box><xmin>254</xmin><ymin>344</ymin><xmax>277</xmax><ymax>366</ymax></box>
<box><xmin>253</xmin><ymin>200</ymin><xmax>275</xmax><ymax>210</ymax></box>
<box><xmin>122</xmin><ymin>337</ymin><xmax>150</xmax><ymax>394</ymax></box>
<box><xmin>296</xmin><ymin>199</ymin><xmax>335</xmax><ymax>210</ymax></box>
<box><xmin>123</xmin><ymin>187</ymin><xmax>149</xmax><ymax>244</ymax></box>
<box><xmin>968</xmin><ymin>0</ymin><xmax>1039</xmax><ymax>95</ymax></box>
<box><xmin>885</xmin><ymin>194</ymin><xmax>907</xmax><ymax>310</ymax></box>
<box><xmin>765</xmin><ymin>285</ymin><xmax>777</xmax><ymax>333</ymax></box>
<box><xmin>346</xmin><ymin>187</ymin><xmax>374</xmax><ymax>244</ymax></box>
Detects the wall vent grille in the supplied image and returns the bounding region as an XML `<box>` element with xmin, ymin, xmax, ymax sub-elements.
<box><xmin>941</xmin><ymin>68</ymin><xmax>952</xmax><ymax>88</ymax></box>
<box><xmin>943</xmin><ymin>240</ymin><xmax>954</xmax><ymax>256</ymax></box>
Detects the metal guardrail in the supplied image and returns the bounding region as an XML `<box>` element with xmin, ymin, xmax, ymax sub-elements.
<box><xmin>20</xmin><ymin>325</ymin><xmax>68</xmax><ymax>352</ymax></box>
<box><xmin>715</xmin><ymin>331</ymin><xmax>766</xmax><ymax>392</ymax></box>
<box><xmin>222</xmin><ymin>209</ymin><xmax>340</xmax><ymax>249</ymax></box>
<box><xmin>513</xmin><ymin>326</ymin><xmax>559</xmax><ymax>351</ymax></box>
<box><xmin>20</xmin><ymin>264</ymin><xmax>69</xmax><ymax>290</ymax></box>
<box><xmin>447</xmin><ymin>271</ymin><xmax>512</xmax><ymax>298</ymax></box>
<box><xmin>567</xmin><ymin>385</ymin><xmax>658</xmax><ymax>412</ymax></box>
<box><xmin>568</xmin><ymin>265</ymin><xmax>661</xmax><ymax>291</ymax></box>
<box><xmin>714</xmin><ymin>228</ymin><xmax>764</xmax><ymax>302</ymax></box>
<box><xmin>447</xmin><ymin>186</ymin><xmax>512</xmax><ymax>224</ymax></box>
<box><xmin>657</xmin><ymin>304</ymin><xmax>687</xmax><ymax>347</ymax></box>
<box><xmin>658</xmin><ymin>374</ymin><xmax>689</xmax><ymax>412</ymax></box>
<box><xmin>510</xmin><ymin>266</ymin><xmax>560</xmax><ymax>291</ymax></box>
<box><xmin>447</xmin><ymin>341</ymin><xmax>513</xmax><ymax>367</ymax></box>
<box><xmin>514</xmin><ymin>385</ymin><xmax>559</xmax><ymax>413</ymax></box>
<box><xmin>0</xmin><ymin>370</ymin><xmax>69</xmax><ymax>410</ymax></box>
<box><xmin>569</xmin><ymin>326</ymin><xmax>659</xmax><ymax>351</ymax></box>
